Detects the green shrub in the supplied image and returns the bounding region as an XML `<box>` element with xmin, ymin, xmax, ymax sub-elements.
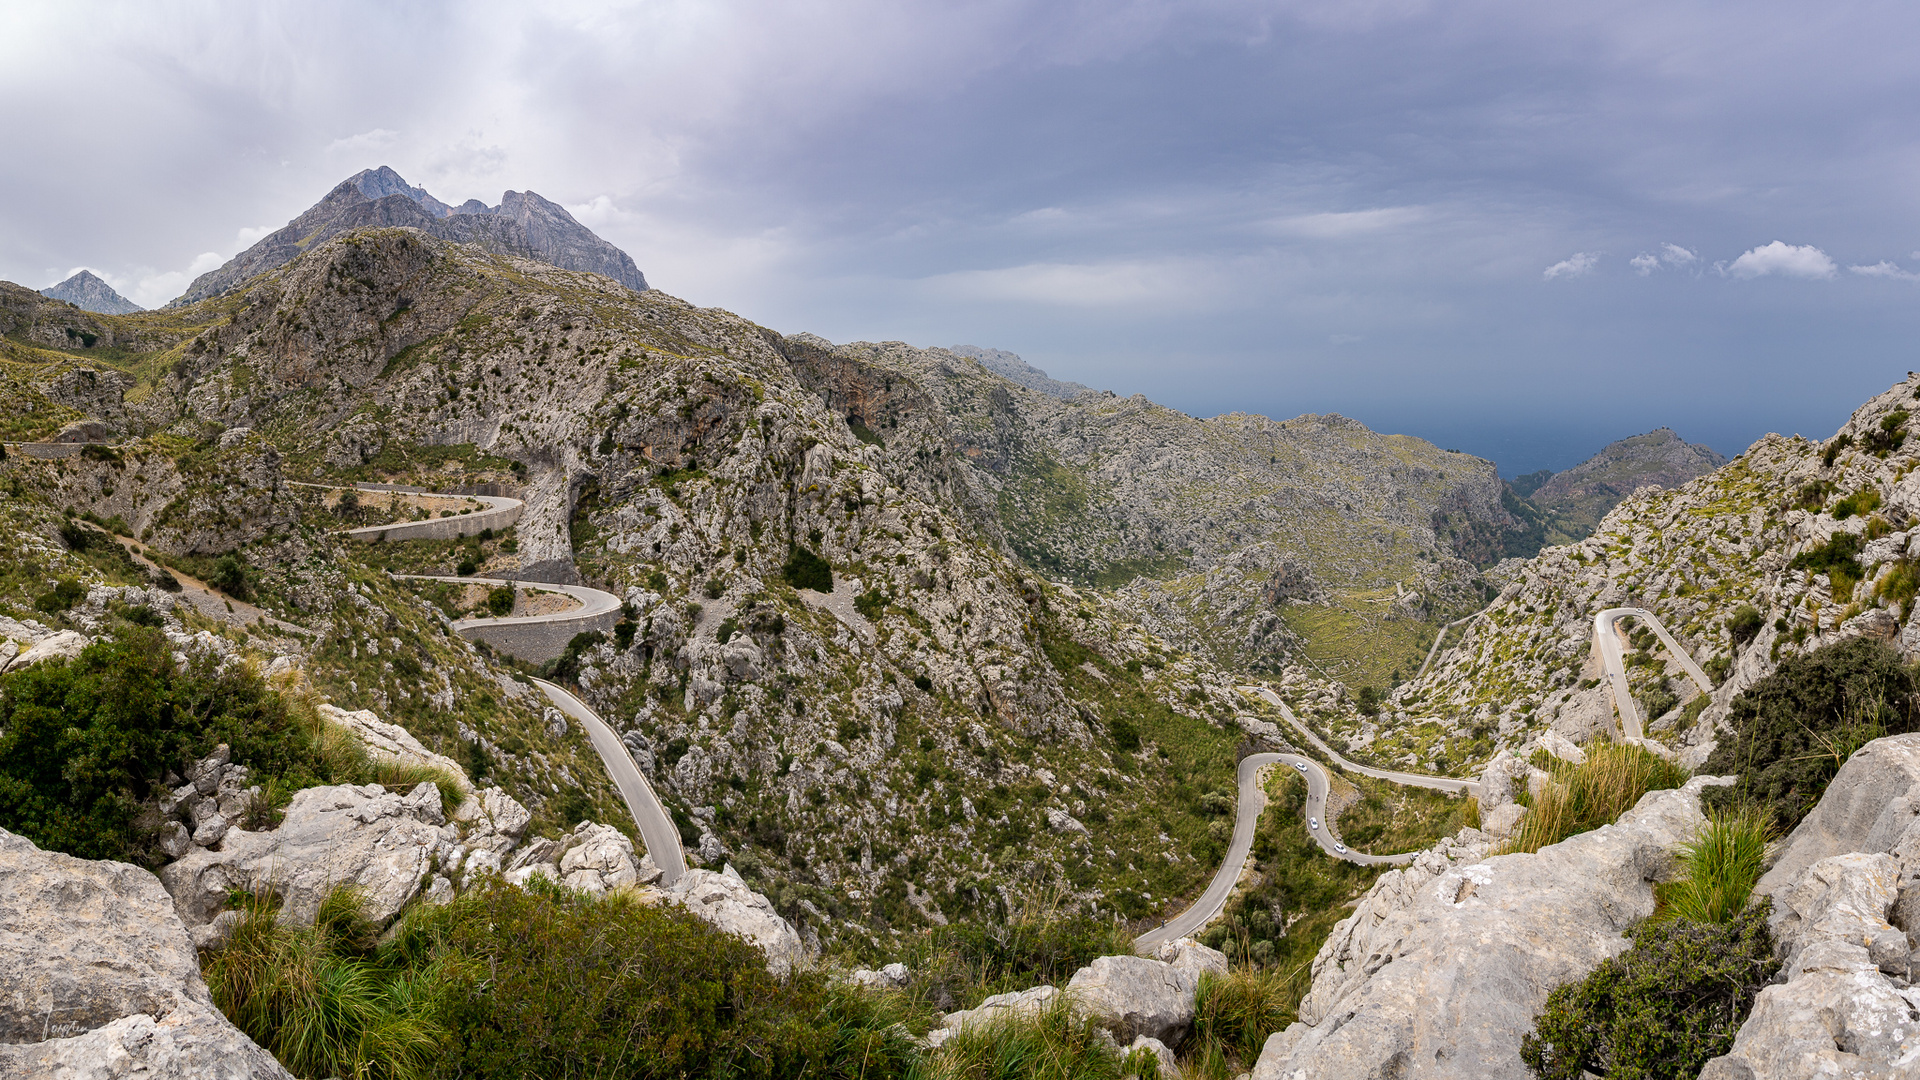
<box><xmin>1823</xmin><ymin>433</ymin><xmax>1854</xmax><ymax>467</ymax></box>
<box><xmin>1656</xmin><ymin>807</ymin><xmax>1773</xmax><ymax>925</ymax></box>
<box><xmin>415</xmin><ymin>879</ymin><xmax>917</xmax><ymax>1079</ymax></box>
<box><xmin>485</xmin><ymin>586</ymin><xmax>515</xmax><ymax>616</ymax></box>
<box><xmin>58</xmin><ymin>520</ymin><xmax>95</xmax><ymax>551</ymax></box>
<box><xmin>209</xmin><ymin>552</ymin><xmax>251</xmax><ymax>599</ymax></box>
<box><xmin>783</xmin><ymin>546</ymin><xmax>834</xmax><ymax>593</ymax></box>
<box><xmin>921</xmin><ymin>908</ymin><xmax>1135</xmax><ymax>1007</ymax></box>
<box><xmin>455</xmin><ymin>558</ymin><xmax>477</xmax><ymax>577</ymax></box>
<box><xmin>1866</xmin><ymin>410</ymin><xmax>1910</xmax><ymax>457</ymax></box>
<box><xmin>33</xmin><ymin>577</ymin><xmax>85</xmax><ymax>612</ymax></box>
<box><xmin>0</xmin><ymin>630</ymin><xmax>460</xmax><ymax>862</ymax></box>
<box><xmin>1726</xmin><ymin>604</ymin><xmax>1764</xmax><ymax>646</ymax></box>
<box><xmin>1833</xmin><ymin>487</ymin><xmax>1883</xmax><ymax>520</ymax></box>
<box><xmin>855</xmin><ymin>588</ymin><xmax>887</xmax><ymax>620</ymax></box>
<box><xmin>1520</xmin><ymin>903</ymin><xmax>1778</xmax><ymax>1080</ymax></box>
<box><xmin>1701</xmin><ymin>637</ymin><xmax>1917</xmax><ymax>831</ymax></box>
<box><xmin>1505</xmin><ymin>744</ymin><xmax>1689</xmax><ymax>855</ymax></box>
<box><xmin>1884</xmin><ymin>560</ymin><xmax>1920</xmax><ymax>611</ymax></box>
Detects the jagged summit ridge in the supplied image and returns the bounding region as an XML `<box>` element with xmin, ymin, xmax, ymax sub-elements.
<box><xmin>41</xmin><ymin>270</ymin><xmax>141</xmax><ymax>314</ymax></box>
<box><xmin>166</xmin><ymin>165</ymin><xmax>647</xmax><ymax>308</ymax></box>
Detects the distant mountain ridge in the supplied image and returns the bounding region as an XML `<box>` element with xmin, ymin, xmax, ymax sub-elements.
<box><xmin>1503</xmin><ymin>427</ymin><xmax>1726</xmax><ymax>549</ymax></box>
<box><xmin>948</xmin><ymin>345</ymin><xmax>1093</xmax><ymax>399</ymax></box>
<box><xmin>166</xmin><ymin>166</ymin><xmax>647</xmax><ymax>307</ymax></box>
<box><xmin>42</xmin><ymin>270</ymin><xmax>141</xmax><ymax>314</ymax></box>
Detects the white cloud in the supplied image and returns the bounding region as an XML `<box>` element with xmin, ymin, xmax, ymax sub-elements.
<box><xmin>325</xmin><ymin>128</ymin><xmax>399</xmax><ymax>155</ymax></box>
<box><xmin>1660</xmin><ymin>243</ymin><xmax>1698</xmax><ymax>266</ymax></box>
<box><xmin>1850</xmin><ymin>261</ymin><xmax>1920</xmax><ymax>281</ymax></box>
<box><xmin>1630</xmin><ymin>243</ymin><xmax>1696</xmax><ymax>276</ymax></box>
<box><xmin>1542</xmin><ymin>252</ymin><xmax>1599</xmax><ymax>279</ymax></box>
<box><xmin>1725</xmin><ymin>241</ymin><xmax>1836</xmax><ymax>280</ymax></box>
<box><xmin>1268</xmin><ymin>206</ymin><xmax>1426</xmax><ymax>238</ymax></box>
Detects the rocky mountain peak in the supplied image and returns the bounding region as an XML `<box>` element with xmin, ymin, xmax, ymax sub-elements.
<box><xmin>40</xmin><ymin>270</ymin><xmax>141</xmax><ymax>315</ymax></box>
<box><xmin>167</xmin><ymin>166</ymin><xmax>647</xmax><ymax>307</ymax></box>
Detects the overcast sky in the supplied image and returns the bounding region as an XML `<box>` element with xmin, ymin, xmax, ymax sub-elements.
<box><xmin>6</xmin><ymin>1</ymin><xmax>1920</xmax><ymax>474</ymax></box>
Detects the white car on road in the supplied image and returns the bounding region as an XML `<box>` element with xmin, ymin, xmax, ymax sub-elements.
<box><xmin>1294</xmin><ymin>762</ymin><xmax>1307</xmax><ymax>772</ymax></box>
<box><xmin>1334</xmin><ymin>842</ymin><xmax>1347</xmax><ymax>854</ymax></box>
<box><xmin>1309</xmin><ymin>817</ymin><xmax>1319</xmax><ymax>830</ymax></box>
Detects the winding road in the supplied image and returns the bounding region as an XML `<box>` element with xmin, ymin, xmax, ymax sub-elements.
<box><xmin>1592</xmin><ymin>607</ymin><xmax>1716</xmax><ymax>741</ymax></box>
<box><xmin>1245</xmin><ymin>686</ymin><xmax>1481</xmax><ymax>797</ymax></box>
<box><xmin>531</xmin><ymin>677</ymin><xmax>686</xmax><ymax>887</ymax></box>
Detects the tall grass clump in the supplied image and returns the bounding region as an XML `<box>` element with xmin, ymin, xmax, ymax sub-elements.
<box><xmin>1186</xmin><ymin>967</ymin><xmax>1294</xmax><ymax>1077</ymax></box>
<box><xmin>1655</xmin><ymin>807</ymin><xmax>1774</xmax><ymax>925</ymax></box>
<box><xmin>911</xmin><ymin>997</ymin><xmax>1135</xmax><ymax>1080</ymax></box>
<box><xmin>205</xmin><ymin>887</ymin><xmax>462</xmax><ymax>1080</ymax></box>
<box><xmin>1504</xmin><ymin>743</ymin><xmax>1689</xmax><ymax>855</ymax></box>
<box><xmin>906</xmin><ymin>898</ymin><xmax>1136</xmax><ymax>1010</ymax></box>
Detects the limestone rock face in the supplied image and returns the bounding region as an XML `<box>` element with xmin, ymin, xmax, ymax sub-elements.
<box><xmin>0</xmin><ymin>628</ymin><xmax>89</xmax><ymax>673</ymax></box>
<box><xmin>42</xmin><ymin>269</ymin><xmax>144</xmax><ymax>314</ymax></box>
<box><xmin>159</xmin><ymin>782</ymin><xmax>446</xmax><ymax>934</ymax></box>
<box><xmin>663</xmin><ymin>868</ymin><xmax>806</xmax><ymax>976</ymax></box>
<box><xmin>1705</xmin><ymin>853</ymin><xmax>1920</xmax><ymax>1079</ymax></box>
<box><xmin>925</xmin><ymin>985</ymin><xmax>1062</xmax><ymax>1049</ymax></box>
<box><xmin>0</xmin><ymin>827</ymin><xmax>289</xmax><ymax>1078</ymax></box>
<box><xmin>1065</xmin><ymin>954</ymin><xmax>1199</xmax><ymax>1044</ymax></box>
<box><xmin>1254</xmin><ymin>778</ymin><xmax>1726</xmax><ymax>1080</ymax></box>
<box><xmin>1754</xmin><ymin>735</ymin><xmax>1920</xmax><ymax>911</ymax></box>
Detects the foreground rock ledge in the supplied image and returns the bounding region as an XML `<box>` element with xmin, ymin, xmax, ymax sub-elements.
<box><xmin>0</xmin><ymin>826</ymin><xmax>290</xmax><ymax>1079</ymax></box>
<box><xmin>1253</xmin><ymin>775</ymin><xmax>1732</xmax><ymax>1080</ymax></box>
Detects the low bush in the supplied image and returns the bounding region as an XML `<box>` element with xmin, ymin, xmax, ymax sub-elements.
<box><xmin>207</xmin><ymin>887</ymin><xmax>461</xmax><ymax>1080</ymax></box>
<box><xmin>208</xmin><ymin>551</ymin><xmax>251</xmax><ymax>599</ymax></box>
<box><xmin>33</xmin><ymin>576</ymin><xmax>85</xmax><ymax>612</ymax></box>
<box><xmin>1504</xmin><ymin>743</ymin><xmax>1689</xmax><ymax>855</ymax></box>
<box><xmin>485</xmin><ymin>585</ymin><xmax>514</xmax><ymax>616</ymax></box>
<box><xmin>783</xmin><ymin>545</ymin><xmax>834</xmax><ymax>593</ymax></box>
<box><xmin>1656</xmin><ymin>807</ymin><xmax>1773</xmax><ymax>925</ymax></box>
<box><xmin>1701</xmin><ymin>637</ymin><xmax>1918</xmax><ymax>832</ymax></box>
<box><xmin>1520</xmin><ymin>903</ymin><xmax>1778</xmax><ymax>1080</ymax></box>
<box><xmin>1726</xmin><ymin>604</ymin><xmax>1764</xmax><ymax>646</ymax></box>
<box><xmin>918</xmin><ymin>906</ymin><xmax>1136</xmax><ymax>1009</ymax></box>
<box><xmin>1833</xmin><ymin>486</ymin><xmax>1884</xmax><ymax>520</ymax></box>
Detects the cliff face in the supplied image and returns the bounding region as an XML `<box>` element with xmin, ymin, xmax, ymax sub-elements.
<box><xmin>167</xmin><ymin>166</ymin><xmax>647</xmax><ymax>307</ymax></box>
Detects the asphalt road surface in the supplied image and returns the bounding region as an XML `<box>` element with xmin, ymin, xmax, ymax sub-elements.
<box><xmin>1592</xmin><ymin>607</ymin><xmax>1716</xmax><ymax>741</ymax></box>
<box><xmin>532</xmin><ymin>677</ymin><xmax>686</xmax><ymax>887</ymax></box>
<box><xmin>1245</xmin><ymin>686</ymin><xmax>1482</xmax><ymax>797</ymax></box>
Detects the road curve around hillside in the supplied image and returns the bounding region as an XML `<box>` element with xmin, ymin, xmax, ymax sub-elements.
<box><xmin>1135</xmin><ymin>749</ymin><xmax>1418</xmax><ymax>953</ymax></box>
<box><xmin>532</xmin><ymin>677</ymin><xmax>686</xmax><ymax>887</ymax></box>
<box><xmin>393</xmin><ymin>574</ymin><xmax>623</xmax><ymax>632</ymax></box>
<box><xmin>1245</xmin><ymin>686</ymin><xmax>1482</xmax><ymax>797</ymax></box>
<box><xmin>1593</xmin><ymin>607</ymin><xmax>1716</xmax><ymax>742</ymax></box>
<box><xmin>289</xmin><ymin>481</ymin><xmax>524</xmax><ymax>542</ymax></box>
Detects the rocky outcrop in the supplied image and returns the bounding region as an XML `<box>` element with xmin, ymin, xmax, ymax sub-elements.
<box><xmin>1520</xmin><ymin>428</ymin><xmax>1727</xmax><ymax>534</ymax></box>
<box><xmin>1700</xmin><ymin>733</ymin><xmax>1920</xmax><ymax>1077</ymax></box>
<box><xmin>0</xmin><ymin>827</ymin><xmax>289</xmax><ymax>1078</ymax></box>
<box><xmin>319</xmin><ymin>703</ymin><xmax>472</xmax><ymax>790</ymax></box>
<box><xmin>660</xmin><ymin>868</ymin><xmax>805</xmax><ymax>976</ymax></box>
<box><xmin>1254</xmin><ymin>777</ymin><xmax>1728</xmax><ymax>1080</ymax></box>
<box><xmin>159</xmin><ymin>782</ymin><xmax>448</xmax><ymax>940</ymax></box>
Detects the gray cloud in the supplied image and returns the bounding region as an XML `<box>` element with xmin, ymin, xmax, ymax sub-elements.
<box><xmin>6</xmin><ymin>1</ymin><xmax>1920</xmax><ymax>471</ymax></box>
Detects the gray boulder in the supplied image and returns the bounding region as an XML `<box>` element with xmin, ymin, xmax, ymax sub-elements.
<box><xmin>0</xmin><ymin>827</ymin><xmax>289</xmax><ymax>1078</ymax></box>
<box><xmin>1253</xmin><ymin>777</ymin><xmax>1728</xmax><ymax>1080</ymax></box>
<box><xmin>664</xmin><ymin>868</ymin><xmax>806</xmax><ymax>976</ymax></box>
<box><xmin>1065</xmin><ymin>954</ymin><xmax>1199</xmax><ymax>1044</ymax></box>
<box><xmin>925</xmin><ymin>985</ymin><xmax>1062</xmax><ymax>1049</ymax></box>
<box><xmin>160</xmin><ymin>782</ymin><xmax>446</xmax><ymax>936</ymax></box>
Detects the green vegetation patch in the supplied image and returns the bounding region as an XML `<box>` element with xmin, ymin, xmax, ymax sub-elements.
<box><xmin>1701</xmin><ymin>637</ymin><xmax>1918</xmax><ymax>832</ymax></box>
<box><xmin>1521</xmin><ymin>903</ymin><xmax>1778</xmax><ymax>1080</ymax></box>
<box><xmin>1505</xmin><ymin>743</ymin><xmax>1689</xmax><ymax>855</ymax></box>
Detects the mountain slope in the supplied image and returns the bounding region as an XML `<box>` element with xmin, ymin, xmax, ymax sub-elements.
<box><xmin>42</xmin><ymin>270</ymin><xmax>142</xmax><ymax>314</ymax></box>
<box><xmin>167</xmin><ymin>166</ymin><xmax>647</xmax><ymax>307</ymax></box>
<box><xmin>0</xmin><ymin>229</ymin><xmax>1270</xmax><ymax>946</ymax></box>
<box><xmin>1509</xmin><ymin>428</ymin><xmax>1727</xmax><ymax>547</ymax></box>
<box><xmin>1312</xmin><ymin>377</ymin><xmax>1920</xmax><ymax>775</ymax></box>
